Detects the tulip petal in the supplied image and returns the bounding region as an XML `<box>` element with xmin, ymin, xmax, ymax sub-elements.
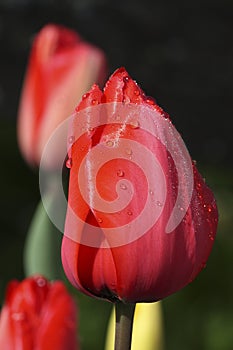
<box><xmin>0</xmin><ymin>276</ymin><xmax>78</xmax><ymax>349</ymax></box>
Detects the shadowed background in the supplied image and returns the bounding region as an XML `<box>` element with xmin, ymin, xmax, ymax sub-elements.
<box><xmin>0</xmin><ymin>0</ymin><xmax>232</xmax><ymax>349</ymax></box>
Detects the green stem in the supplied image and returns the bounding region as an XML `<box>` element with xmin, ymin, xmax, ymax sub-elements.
<box><xmin>114</xmin><ymin>301</ymin><xmax>136</xmax><ymax>350</ymax></box>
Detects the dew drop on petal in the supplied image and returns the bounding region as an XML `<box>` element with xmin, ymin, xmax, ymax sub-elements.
<box><xmin>82</xmin><ymin>92</ymin><xmax>90</xmax><ymax>100</ymax></box>
<box><xmin>66</xmin><ymin>158</ymin><xmax>72</xmax><ymax>169</ymax></box>
<box><xmin>117</xmin><ymin>170</ymin><xmax>125</xmax><ymax>177</ymax></box>
<box><xmin>68</xmin><ymin>136</ymin><xmax>75</xmax><ymax>144</ymax></box>
<box><xmin>127</xmin><ymin>210</ymin><xmax>133</xmax><ymax>216</ymax></box>
<box><xmin>156</xmin><ymin>201</ymin><xmax>163</xmax><ymax>207</ymax></box>
<box><xmin>97</xmin><ymin>218</ymin><xmax>103</xmax><ymax>223</ymax></box>
<box><xmin>129</xmin><ymin>120</ymin><xmax>140</xmax><ymax>129</ymax></box>
<box><xmin>91</xmin><ymin>99</ymin><xmax>98</xmax><ymax>105</ymax></box>
<box><xmin>106</xmin><ymin>140</ymin><xmax>114</xmax><ymax>147</ymax></box>
<box><xmin>146</xmin><ymin>97</ymin><xmax>155</xmax><ymax>105</ymax></box>
<box><xmin>123</xmin><ymin>96</ymin><xmax>131</xmax><ymax>104</ymax></box>
<box><xmin>126</xmin><ymin>148</ymin><xmax>132</xmax><ymax>156</ymax></box>
<box><xmin>162</xmin><ymin>112</ymin><xmax>170</xmax><ymax>119</ymax></box>
<box><xmin>123</xmin><ymin>76</ymin><xmax>129</xmax><ymax>83</ymax></box>
<box><xmin>36</xmin><ymin>277</ymin><xmax>47</xmax><ymax>287</ymax></box>
<box><xmin>208</xmin><ymin>233</ymin><xmax>214</xmax><ymax>241</ymax></box>
<box><xmin>120</xmin><ymin>183</ymin><xmax>127</xmax><ymax>190</ymax></box>
<box><xmin>178</xmin><ymin>205</ymin><xmax>184</xmax><ymax>211</ymax></box>
<box><xmin>134</xmin><ymin>90</ymin><xmax>140</xmax><ymax>96</ymax></box>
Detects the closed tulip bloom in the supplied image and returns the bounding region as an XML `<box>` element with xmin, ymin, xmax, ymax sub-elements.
<box><xmin>18</xmin><ymin>24</ymin><xmax>106</xmax><ymax>167</ymax></box>
<box><xmin>0</xmin><ymin>275</ymin><xmax>78</xmax><ymax>350</ymax></box>
<box><xmin>62</xmin><ymin>67</ymin><xmax>218</xmax><ymax>303</ymax></box>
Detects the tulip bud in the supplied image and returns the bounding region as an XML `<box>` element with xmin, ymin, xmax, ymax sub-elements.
<box><xmin>0</xmin><ymin>275</ymin><xmax>78</xmax><ymax>349</ymax></box>
<box><xmin>18</xmin><ymin>24</ymin><xmax>107</xmax><ymax>167</ymax></box>
<box><xmin>62</xmin><ymin>67</ymin><xmax>218</xmax><ymax>303</ymax></box>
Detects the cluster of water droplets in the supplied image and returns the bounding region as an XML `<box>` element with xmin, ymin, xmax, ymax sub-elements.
<box><xmin>40</xmin><ymin>102</ymin><xmax>197</xmax><ymax>248</ymax></box>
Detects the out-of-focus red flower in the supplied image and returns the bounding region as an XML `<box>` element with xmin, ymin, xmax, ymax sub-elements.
<box><xmin>18</xmin><ymin>24</ymin><xmax>106</xmax><ymax>167</ymax></box>
<box><xmin>62</xmin><ymin>67</ymin><xmax>218</xmax><ymax>303</ymax></box>
<box><xmin>0</xmin><ymin>275</ymin><xmax>78</xmax><ymax>350</ymax></box>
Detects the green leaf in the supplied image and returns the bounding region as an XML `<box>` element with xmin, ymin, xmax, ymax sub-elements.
<box><xmin>23</xmin><ymin>194</ymin><xmax>65</xmax><ymax>280</ymax></box>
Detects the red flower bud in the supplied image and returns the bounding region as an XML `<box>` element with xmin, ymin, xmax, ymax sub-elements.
<box><xmin>18</xmin><ymin>24</ymin><xmax>107</xmax><ymax>167</ymax></box>
<box><xmin>62</xmin><ymin>68</ymin><xmax>218</xmax><ymax>303</ymax></box>
<box><xmin>0</xmin><ymin>276</ymin><xmax>78</xmax><ymax>349</ymax></box>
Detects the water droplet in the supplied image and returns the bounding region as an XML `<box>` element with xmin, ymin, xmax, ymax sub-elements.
<box><xmin>120</xmin><ymin>183</ymin><xmax>127</xmax><ymax>190</ymax></box>
<box><xmin>123</xmin><ymin>96</ymin><xmax>131</xmax><ymax>104</ymax></box>
<box><xmin>134</xmin><ymin>90</ymin><xmax>140</xmax><ymax>96</ymax></box>
<box><xmin>193</xmin><ymin>159</ymin><xmax>197</xmax><ymax>165</ymax></box>
<box><xmin>11</xmin><ymin>313</ymin><xmax>25</xmax><ymax>321</ymax></box>
<box><xmin>36</xmin><ymin>277</ymin><xmax>46</xmax><ymax>287</ymax></box>
<box><xmin>156</xmin><ymin>201</ymin><xmax>163</xmax><ymax>207</ymax></box>
<box><xmin>127</xmin><ymin>210</ymin><xmax>133</xmax><ymax>216</ymax></box>
<box><xmin>129</xmin><ymin>120</ymin><xmax>140</xmax><ymax>129</ymax></box>
<box><xmin>68</xmin><ymin>136</ymin><xmax>74</xmax><ymax>143</ymax></box>
<box><xmin>66</xmin><ymin>158</ymin><xmax>72</xmax><ymax>169</ymax></box>
<box><xmin>178</xmin><ymin>205</ymin><xmax>184</xmax><ymax>211</ymax></box>
<box><xmin>88</xmin><ymin>126</ymin><xmax>94</xmax><ymax>132</ymax></box>
<box><xmin>82</xmin><ymin>92</ymin><xmax>90</xmax><ymax>99</ymax></box>
<box><xmin>149</xmin><ymin>190</ymin><xmax>154</xmax><ymax>195</ymax></box>
<box><xmin>97</xmin><ymin>218</ymin><xmax>103</xmax><ymax>223</ymax></box>
<box><xmin>117</xmin><ymin>170</ymin><xmax>124</xmax><ymax>177</ymax></box>
<box><xmin>91</xmin><ymin>99</ymin><xmax>98</xmax><ymax>105</ymax></box>
<box><xmin>208</xmin><ymin>233</ymin><xmax>214</xmax><ymax>241</ymax></box>
<box><xmin>203</xmin><ymin>204</ymin><xmax>212</xmax><ymax>213</ymax></box>
<box><xmin>126</xmin><ymin>148</ymin><xmax>132</xmax><ymax>156</ymax></box>
<box><xmin>162</xmin><ymin>112</ymin><xmax>170</xmax><ymax>119</ymax></box>
<box><xmin>106</xmin><ymin>140</ymin><xmax>114</xmax><ymax>147</ymax></box>
<box><xmin>123</xmin><ymin>76</ymin><xmax>129</xmax><ymax>83</ymax></box>
<box><xmin>146</xmin><ymin>97</ymin><xmax>155</xmax><ymax>105</ymax></box>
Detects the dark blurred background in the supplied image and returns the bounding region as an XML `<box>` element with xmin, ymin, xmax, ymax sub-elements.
<box><xmin>0</xmin><ymin>0</ymin><xmax>233</xmax><ymax>349</ymax></box>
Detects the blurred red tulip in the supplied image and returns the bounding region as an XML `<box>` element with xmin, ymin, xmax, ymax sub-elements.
<box><xmin>18</xmin><ymin>24</ymin><xmax>106</xmax><ymax>167</ymax></box>
<box><xmin>0</xmin><ymin>275</ymin><xmax>78</xmax><ymax>350</ymax></box>
<box><xmin>62</xmin><ymin>67</ymin><xmax>218</xmax><ymax>303</ymax></box>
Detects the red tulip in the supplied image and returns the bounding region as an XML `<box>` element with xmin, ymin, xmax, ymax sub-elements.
<box><xmin>18</xmin><ymin>24</ymin><xmax>106</xmax><ymax>167</ymax></box>
<box><xmin>61</xmin><ymin>67</ymin><xmax>218</xmax><ymax>303</ymax></box>
<box><xmin>0</xmin><ymin>275</ymin><xmax>78</xmax><ymax>350</ymax></box>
